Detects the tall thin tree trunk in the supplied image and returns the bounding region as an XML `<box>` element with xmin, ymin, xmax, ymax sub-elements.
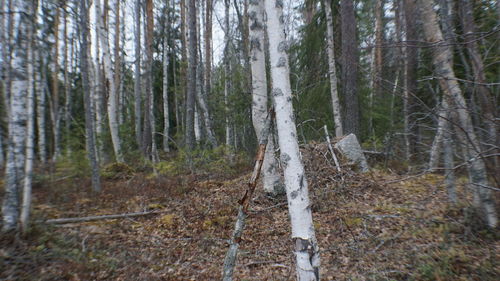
<box><xmin>163</xmin><ymin>1</ymin><xmax>171</xmax><ymax>152</ymax></box>
<box><xmin>264</xmin><ymin>0</ymin><xmax>320</xmax><ymax>279</ymax></box>
<box><xmin>340</xmin><ymin>0</ymin><xmax>360</xmax><ymax>137</ymax></box>
<box><xmin>459</xmin><ymin>0</ymin><xmax>499</xmax><ymax>174</ymax></box>
<box><xmin>134</xmin><ymin>0</ymin><xmax>143</xmax><ymax>148</ymax></box>
<box><xmin>403</xmin><ymin>0</ymin><xmax>418</xmax><ymax>162</ymax></box>
<box><xmin>79</xmin><ymin>0</ymin><xmax>101</xmax><ymax>193</ymax></box>
<box><xmin>113</xmin><ymin>0</ymin><xmax>122</xmax><ymax>127</ymax></box>
<box><xmin>20</xmin><ymin>2</ymin><xmax>35</xmax><ymax>232</ymax></box>
<box><xmin>2</xmin><ymin>0</ymin><xmax>31</xmax><ymax>232</ymax></box>
<box><xmin>224</xmin><ymin>0</ymin><xmax>233</xmax><ymax>147</ymax></box>
<box><xmin>63</xmin><ymin>3</ymin><xmax>71</xmax><ymax>154</ymax></box>
<box><xmin>94</xmin><ymin>1</ymin><xmax>105</xmax><ymax>161</ymax></box>
<box><xmin>443</xmin><ymin>119</ymin><xmax>457</xmax><ymax>204</ymax></box>
<box><xmin>324</xmin><ymin>0</ymin><xmax>343</xmax><ymax>137</ymax></box>
<box><xmin>95</xmin><ymin>0</ymin><xmax>123</xmax><ymax>162</ymax></box>
<box><xmin>418</xmin><ymin>0</ymin><xmax>497</xmax><ymax>228</ymax></box>
<box><xmin>249</xmin><ymin>0</ymin><xmax>282</xmax><ymax>194</ymax></box>
<box><xmin>52</xmin><ymin>7</ymin><xmax>61</xmax><ymax>159</ymax></box>
<box><xmin>35</xmin><ymin>49</ymin><xmax>47</xmax><ymax>163</ymax></box>
<box><xmin>185</xmin><ymin>0</ymin><xmax>197</xmax><ymax>150</ymax></box>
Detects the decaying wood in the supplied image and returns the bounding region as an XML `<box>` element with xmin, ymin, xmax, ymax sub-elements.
<box><xmin>45</xmin><ymin>210</ymin><xmax>170</xmax><ymax>224</ymax></box>
<box><xmin>222</xmin><ymin>109</ymin><xmax>273</xmax><ymax>281</ymax></box>
<box><xmin>323</xmin><ymin>125</ymin><xmax>341</xmax><ymax>173</ymax></box>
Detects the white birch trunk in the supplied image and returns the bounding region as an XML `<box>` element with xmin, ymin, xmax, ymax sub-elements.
<box><xmin>224</xmin><ymin>0</ymin><xmax>233</xmax><ymax>147</ymax></box>
<box><xmin>94</xmin><ymin>3</ymin><xmax>105</xmax><ymax>161</ymax></box>
<box><xmin>80</xmin><ymin>0</ymin><xmax>101</xmax><ymax>193</ymax></box>
<box><xmin>443</xmin><ymin>120</ymin><xmax>457</xmax><ymax>204</ymax></box>
<box><xmin>249</xmin><ymin>0</ymin><xmax>282</xmax><ymax>194</ymax></box>
<box><xmin>418</xmin><ymin>0</ymin><xmax>497</xmax><ymax>228</ymax></box>
<box><xmin>428</xmin><ymin>99</ymin><xmax>449</xmax><ymax>170</ymax></box>
<box><xmin>95</xmin><ymin>0</ymin><xmax>123</xmax><ymax>162</ymax></box>
<box><xmin>20</xmin><ymin>11</ymin><xmax>35</xmax><ymax>232</ymax></box>
<box><xmin>324</xmin><ymin>0</ymin><xmax>343</xmax><ymax>137</ymax></box>
<box><xmin>2</xmin><ymin>0</ymin><xmax>29</xmax><ymax>231</ymax></box>
<box><xmin>264</xmin><ymin>0</ymin><xmax>320</xmax><ymax>279</ymax></box>
<box><xmin>35</xmin><ymin>49</ymin><xmax>47</xmax><ymax>163</ymax></box>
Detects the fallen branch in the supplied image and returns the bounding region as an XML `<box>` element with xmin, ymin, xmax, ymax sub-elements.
<box><xmin>44</xmin><ymin>210</ymin><xmax>169</xmax><ymax>224</ymax></box>
<box><xmin>222</xmin><ymin>109</ymin><xmax>274</xmax><ymax>281</ymax></box>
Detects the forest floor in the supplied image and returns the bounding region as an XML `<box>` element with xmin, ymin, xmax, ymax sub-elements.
<box><xmin>1</xmin><ymin>144</ymin><xmax>499</xmax><ymax>280</ymax></box>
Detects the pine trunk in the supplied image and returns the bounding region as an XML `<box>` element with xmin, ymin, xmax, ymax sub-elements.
<box><xmin>264</xmin><ymin>0</ymin><xmax>320</xmax><ymax>279</ymax></box>
<box><xmin>185</xmin><ymin>0</ymin><xmax>197</xmax><ymax>150</ymax></box>
<box><xmin>340</xmin><ymin>0</ymin><xmax>359</xmax><ymax>137</ymax></box>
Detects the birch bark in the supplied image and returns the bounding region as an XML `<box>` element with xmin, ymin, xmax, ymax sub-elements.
<box><xmin>80</xmin><ymin>0</ymin><xmax>101</xmax><ymax>193</ymax></box>
<box><xmin>95</xmin><ymin>0</ymin><xmax>123</xmax><ymax>162</ymax></box>
<box><xmin>134</xmin><ymin>0</ymin><xmax>142</xmax><ymax>148</ymax></box>
<box><xmin>2</xmin><ymin>0</ymin><xmax>30</xmax><ymax>231</ymax></box>
<box><xmin>249</xmin><ymin>0</ymin><xmax>282</xmax><ymax>194</ymax></box>
<box><xmin>418</xmin><ymin>0</ymin><xmax>497</xmax><ymax>228</ymax></box>
<box><xmin>324</xmin><ymin>0</ymin><xmax>343</xmax><ymax>137</ymax></box>
<box><xmin>264</xmin><ymin>0</ymin><xmax>320</xmax><ymax>279</ymax></box>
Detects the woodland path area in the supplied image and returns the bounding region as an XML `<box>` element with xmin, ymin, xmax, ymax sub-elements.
<box><xmin>1</xmin><ymin>145</ymin><xmax>498</xmax><ymax>281</ymax></box>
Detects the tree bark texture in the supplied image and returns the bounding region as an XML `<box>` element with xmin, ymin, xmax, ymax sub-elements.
<box><xmin>418</xmin><ymin>0</ymin><xmax>497</xmax><ymax>228</ymax></box>
<box><xmin>249</xmin><ymin>0</ymin><xmax>282</xmax><ymax>194</ymax></box>
<box><xmin>264</xmin><ymin>0</ymin><xmax>320</xmax><ymax>279</ymax></box>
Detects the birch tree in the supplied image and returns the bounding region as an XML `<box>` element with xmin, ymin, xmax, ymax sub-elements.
<box><xmin>248</xmin><ymin>0</ymin><xmax>282</xmax><ymax>194</ymax></box>
<box><xmin>324</xmin><ymin>0</ymin><xmax>343</xmax><ymax>137</ymax></box>
<box><xmin>79</xmin><ymin>0</ymin><xmax>101</xmax><ymax>193</ymax></box>
<box><xmin>418</xmin><ymin>0</ymin><xmax>497</xmax><ymax>228</ymax></box>
<box><xmin>2</xmin><ymin>0</ymin><xmax>31</xmax><ymax>232</ymax></box>
<box><xmin>95</xmin><ymin>0</ymin><xmax>124</xmax><ymax>162</ymax></box>
<box><xmin>264</xmin><ymin>0</ymin><xmax>320</xmax><ymax>279</ymax></box>
<box><xmin>51</xmin><ymin>7</ymin><xmax>61</xmax><ymax>159</ymax></box>
<box><xmin>223</xmin><ymin>0</ymin><xmax>233</xmax><ymax>146</ymax></box>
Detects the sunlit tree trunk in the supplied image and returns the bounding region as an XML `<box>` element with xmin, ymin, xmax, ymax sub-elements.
<box><xmin>324</xmin><ymin>0</ymin><xmax>343</xmax><ymax>137</ymax></box>
<box><xmin>95</xmin><ymin>0</ymin><xmax>123</xmax><ymax>162</ymax></box>
<box><xmin>20</xmin><ymin>3</ymin><xmax>36</xmax><ymax>232</ymax></box>
<box><xmin>264</xmin><ymin>0</ymin><xmax>320</xmax><ymax>279</ymax></box>
<box><xmin>340</xmin><ymin>0</ymin><xmax>359</xmax><ymax>136</ymax></box>
<box><xmin>63</xmin><ymin>3</ymin><xmax>72</xmax><ymax>154</ymax></box>
<box><xmin>418</xmin><ymin>0</ymin><xmax>497</xmax><ymax>228</ymax></box>
<box><xmin>249</xmin><ymin>0</ymin><xmax>282</xmax><ymax>194</ymax></box>
<box><xmin>94</xmin><ymin>2</ymin><xmax>105</xmax><ymax>161</ymax></box>
<box><xmin>2</xmin><ymin>0</ymin><xmax>31</xmax><ymax>232</ymax></box>
<box><xmin>79</xmin><ymin>0</ymin><xmax>101</xmax><ymax>193</ymax></box>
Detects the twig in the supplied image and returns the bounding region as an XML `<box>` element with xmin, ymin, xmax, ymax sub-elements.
<box><xmin>370</xmin><ymin>230</ymin><xmax>403</xmax><ymax>253</ymax></box>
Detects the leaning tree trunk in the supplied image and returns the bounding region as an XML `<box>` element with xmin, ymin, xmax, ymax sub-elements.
<box><xmin>418</xmin><ymin>0</ymin><xmax>497</xmax><ymax>228</ymax></box>
<box><xmin>95</xmin><ymin>0</ymin><xmax>123</xmax><ymax>163</ymax></box>
<box><xmin>79</xmin><ymin>0</ymin><xmax>101</xmax><ymax>193</ymax></box>
<box><xmin>264</xmin><ymin>0</ymin><xmax>320</xmax><ymax>279</ymax></box>
<box><xmin>459</xmin><ymin>0</ymin><xmax>499</xmax><ymax>174</ymax></box>
<box><xmin>2</xmin><ymin>0</ymin><xmax>31</xmax><ymax>232</ymax></box>
<box><xmin>248</xmin><ymin>0</ymin><xmax>282</xmax><ymax>194</ymax></box>
<box><xmin>324</xmin><ymin>0</ymin><xmax>343</xmax><ymax>137</ymax></box>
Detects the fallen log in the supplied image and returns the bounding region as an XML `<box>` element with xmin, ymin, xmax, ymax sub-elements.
<box><xmin>44</xmin><ymin>210</ymin><xmax>169</xmax><ymax>224</ymax></box>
